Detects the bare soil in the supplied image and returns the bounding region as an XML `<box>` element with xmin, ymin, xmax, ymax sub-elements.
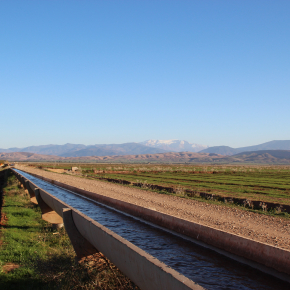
<box><xmin>2</xmin><ymin>263</ymin><xmax>20</xmax><ymax>273</ymax></box>
<box><xmin>46</xmin><ymin>168</ymin><xmax>66</xmax><ymax>173</ymax></box>
<box><xmin>16</xmin><ymin>165</ymin><xmax>290</xmax><ymax>250</ymax></box>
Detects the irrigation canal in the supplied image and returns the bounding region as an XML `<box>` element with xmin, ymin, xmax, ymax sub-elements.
<box><xmin>15</xmin><ymin>169</ymin><xmax>289</xmax><ymax>290</ymax></box>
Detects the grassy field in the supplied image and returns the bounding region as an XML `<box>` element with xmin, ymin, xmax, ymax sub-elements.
<box><xmin>24</xmin><ymin>163</ymin><xmax>290</xmax><ymax>207</ymax></box>
<box><xmin>0</xmin><ymin>170</ymin><xmax>138</xmax><ymax>290</ymax></box>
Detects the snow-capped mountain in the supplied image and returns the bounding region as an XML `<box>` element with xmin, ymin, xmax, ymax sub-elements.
<box><xmin>139</xmin><ymin>140</ymin><xmax>208</xmax><ymax>153</ymax></box>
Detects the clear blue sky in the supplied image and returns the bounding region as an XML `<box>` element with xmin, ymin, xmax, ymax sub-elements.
<box><xmin>1</xmin><ymin>1</ymin><xmax>289</xmax><ymax>149</ymax></box>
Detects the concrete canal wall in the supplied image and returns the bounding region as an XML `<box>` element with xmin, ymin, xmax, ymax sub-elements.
<box><xmin>12</xmin><ymin>169</ymin><xmax>203</xmax><ymax>290</ymax></box>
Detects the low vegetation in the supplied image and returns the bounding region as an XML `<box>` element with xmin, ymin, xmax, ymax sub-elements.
<box><xmin>23</xmin><ymin>163</ymin><xmax>290</xmax><ymax>214</ymax></box>
<box><xmin>0</xmin><ymin>171</ymin><xmax>138</xmax><ymax>289</ymax></box>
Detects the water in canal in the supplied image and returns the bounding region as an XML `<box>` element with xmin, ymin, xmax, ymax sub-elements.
<box><xmin>16</xmin><ymin>169</ymin><xmax>289</xmax><ymax>290</ymax></box>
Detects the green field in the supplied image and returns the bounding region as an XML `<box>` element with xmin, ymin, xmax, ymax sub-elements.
<box><xmin>25</xmin><ymin>163</ymin><xmax>290</xmax><ymax>207</ymax></box>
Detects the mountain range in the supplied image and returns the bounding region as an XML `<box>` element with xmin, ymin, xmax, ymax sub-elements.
<box><xmin>1</xmin><ymin>140</ymin><xmax>290</xmax><ymax>157</ymax></box>
<box><xmin>0</xmin><ymin>140</ymin><xmax>205</xmax><ymax>157</ymax></box>
<box><xmin>0</xmin><ymin>142</ymin><xmax>167</xmax><ymax>157</ymax></box>
<box><xmin>200</xmin><ymin>140</ymin><xmax>290</xmax><ymax>155</ymax></box>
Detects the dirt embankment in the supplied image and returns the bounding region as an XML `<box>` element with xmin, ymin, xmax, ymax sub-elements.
<box><xmin>16</xmin><ymin>165</ymin><xmax>290</xmax><ymax>250</ymax></box>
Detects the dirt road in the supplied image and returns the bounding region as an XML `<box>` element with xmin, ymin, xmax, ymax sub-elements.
<box><xmin>16</xmin><ymin>165</ymin><xmax>290</xmax><ymax>250</ymax></box>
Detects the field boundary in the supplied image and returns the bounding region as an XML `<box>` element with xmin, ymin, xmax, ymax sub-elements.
<box><xmin>90</xmin><ymin>176</ymin><xmax>290</xmax><ymax>214</ymax></box>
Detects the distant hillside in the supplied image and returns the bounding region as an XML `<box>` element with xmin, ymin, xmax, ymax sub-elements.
<box><xmin>3</xmin><ymin>150</ymin><xmax>290</xmax><ymax>164</ymax></box>
<box><xmin>2</xmin><ymin>141</ymin><xmax>290</xmax><ymax>163</ymax></box>
<box><xmin>233</xmin><ymin>150</ymin><xmax>290</xmax><ymax>162</ymax></box>
<box><xmin>238</xmin><ymin>140</ymin><xmax>290</xmax><ymax>152</ymax></box>
<box><xmin>0</xmin><ymin>143</ymin><xmax>87</xmax><ymax>155</ymax></box>
<box><xmin>200</xmin><ymin>140</ymin><xmax>290</xmax><ymax>156</ymax></box>
<box><xmin>140</xmin><ymin>140</ymin><xmax>208</xmax><ymax>152</ymax></box>
<box><xmin>0</xmin><ymin>142</ymin><xmax>168</xmax><ymax>157</ymax></box>
<box><xmin>60</xmin><ymin>143</ymin><xmax>168</xmax><ymax>157</ymax></box>
<box><xmin>0</xmin><ymin>151</ymin><xmax>228</xmax><ymax>163</ymax></box>
<box><xmin>200</xmin><ymin>146</ymin><xmax>238</xmax><ymax>155</ymax></box>
<box><xmin>0</xmin><ymin>152</ymin><xmax>63</xmax><ymax>161</ymax></box>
